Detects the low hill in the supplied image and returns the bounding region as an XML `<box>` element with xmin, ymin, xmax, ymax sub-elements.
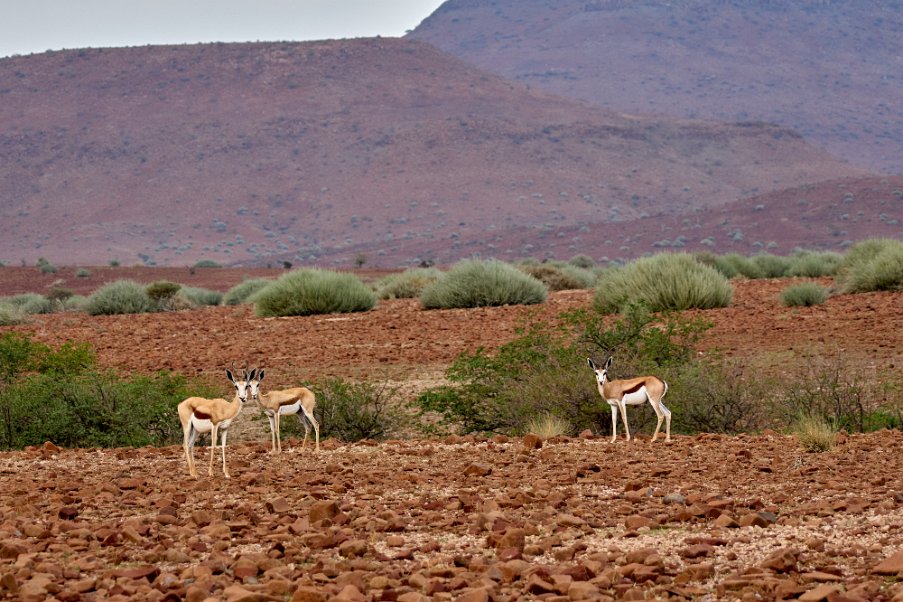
<box><xmin>0</xmin><ymin>38</ymin><xmax>864</xmax><ymax>268</ymax></box>
<box><xmin>410</xmin><ymin>0</ymin><xmax>903</xmax><ymax>174</ymax></box>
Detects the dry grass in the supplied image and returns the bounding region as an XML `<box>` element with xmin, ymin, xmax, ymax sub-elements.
<box><xmin>525</xmin><ymin>413</ymin><xmax>572</xmax><ymax>438</ymax></box>
<box><xmin>793</xmin><ymin>413</ymin><xmax>837</xmax><ymax>452</ymax></box>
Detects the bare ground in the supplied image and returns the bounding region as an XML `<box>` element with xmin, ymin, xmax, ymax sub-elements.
<box><xmin>2</xmin><ymin>272</ymin><xmax>903</xmax><ymax>601</ymax></box>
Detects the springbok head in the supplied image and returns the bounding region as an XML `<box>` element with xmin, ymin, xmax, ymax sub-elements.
<box><xmin>247</xmin><ymin>367</ymin><xmax>265</xmax><ymax>402</ymax></box>
<box><xmin>225</xmin><ymin>367</ymin><xmax>251</xmax><ymax>403</ymax></box>
<box><xmin>587</xmin><ymin>357</ymin><xmax>613</xmax><ymax>386</ymax></box>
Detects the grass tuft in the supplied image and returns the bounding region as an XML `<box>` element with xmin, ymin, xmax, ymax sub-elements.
<box><xmin>780</xmin><ymin>282</ymin><xmax>829</xmax><ymax>307</ymax></box>
<box><xmin>252</xmin><ymin>269</ymin><xmax>376</xmax><ymax>317</ymax></box>
<box><xmin>420</xmin><ymin>259</ymin><xmax>548</xmax><ymax>309</ymax></box>
<box><xmin>793</xmin><ymin>413</ymin><xmax>837</xmax><ymax>453</ymax></box>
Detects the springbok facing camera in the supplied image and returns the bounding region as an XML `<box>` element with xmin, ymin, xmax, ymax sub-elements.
<box><xmin>177</xmin><ymin>368</ymin><xmax>250</xmax><ymax>478</ymax></box>
<box><xmin>248</xmin><ymin>368</ymin><xmax>320</xmax><ymax>453</ymax></box>
<box><xmin>587</xmin><ymin>357</ymin><xmax>671</xmax><ymax>443</ymax></box>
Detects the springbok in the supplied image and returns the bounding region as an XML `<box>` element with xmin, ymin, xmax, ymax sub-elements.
<box><xmin>248</xmin><ymin>368</ymin><xmax>320</xmax><ymax>453</ymax></box>
<box><xmin>177</xmin><ymin>368</ymin><xmax>250</xmax><ymax>478</ymax></box>
<box><xmin>587</xmin><ymin>357</ymin><xmax>671</xmax><ymax>442</ymax></box>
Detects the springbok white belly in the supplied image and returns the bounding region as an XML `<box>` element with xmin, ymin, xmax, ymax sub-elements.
<box><xmin>191</xmin><ymin>415</ymin><xmax>234</xmax><ymax>433</ymax></box>
<box><xmin>267</xmin><ymin>401</ymin><xmax>301</xmax><ymax>416</ymax></box>
<box><xmin>609</xmin><ymin>387</ymin><xmax>649</xmax><ymax>406</ymax></box>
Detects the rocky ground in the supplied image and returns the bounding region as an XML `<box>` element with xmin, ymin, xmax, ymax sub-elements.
<box><xmin>2</xmin><ymin>270</ymin><xmax>903</xmax><ymax>601</ymax></box>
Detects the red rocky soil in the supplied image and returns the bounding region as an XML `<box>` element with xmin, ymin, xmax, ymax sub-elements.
<box><xmin>2</xmin><ymin>270</ymin><xmax>903</xmax><ymax>601</ymax></box>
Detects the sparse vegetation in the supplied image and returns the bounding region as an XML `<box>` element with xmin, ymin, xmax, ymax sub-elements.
<box><xmin>192</xmin><ymin>259</ymin><xmax>222</xmax><ymax>268</ymax></box>
<box><xmin>517</xmin><ymin>262</ymin><xmax>595</xmax><ymax>291</ymax></box>
<box><xmin>224</xmin><ymin>278</ymin><xmax>272</xmax><ymax>305</ymax></box>
<box><xmin>835</xmin><ymin>238</ymin><xmax>903</xmax><ymax>293</ymax></box>
<box><xmin>593</xmin><ymin>253</ymin><xmax>733</xmax><ymax>314</ymax></box>
<box><xmin>524</xmin><ymin>413</ymin><xmax>572</xmax><ymax>438</ymax></box>
<box><xmin>180</xmin><ymin>286</ymin><xmax>223</xmax><ymax>306</ymax></box>
<box><xmin>75</xmin><ymin>268</ymin><xmax>91</xmax><ymax>278</ymax></box>
<box><xmin>781</xmin><ymin>282</ymin><xmax>829</xmax><ymax>307</ymax></box>
<box><xmin>792</xmin><ymin>413</ymin><xmax>837</xmax><ymax>452</ymax></box>
<box><xmin>376</xmin><ymin>267</ymin><xmax>443</xmax><ymax>300</ymax></box>
<box><xmin>252</xmin><ymin>269</ymin><xmax>377</xmax><ymax>317</ymax></box>
<box><xmin>84</xmin><ymin>279</ymin><xmax>154</xmax><ymax>315</ymax></box>
<box><xmin>420</xmin><ymin>259</ymin><xmax>548</xmax><ymax>309</ymax></box>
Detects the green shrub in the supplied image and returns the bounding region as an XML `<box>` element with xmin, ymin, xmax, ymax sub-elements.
<box><xmin>517</xmin><ymin>263</ymin><xmax>595</xmax><ymax>291</ymax></box>
<box><xmin>781</xmin><ymin>282</ymin><xmax>829</xmax><ymax>307</ymax></box>
<box><xmin>6</xmin><ymin>293</ymin><xmax>54</xmax><ymax>314</ymax></box>
<box><xmin>193</xmin><ymin>259</ymin><xmax>222</xmax><ymax>268</ymax></box>
<box><xmin>180</xmin><ymin>286</ymin><xmax>223</xmax><ymax>306</ymax></box>
<box><xmin>145</xmin><ymin>281</ymin><xmax>182</xmax><ymax>304</ymax></box>
<box><xmin>751</xmin><ymin>254</ymin><xmax>792</xmax><ymax>278</ymax></box>
<box><xmin>252</xmin><ymin>269</ymin><xmax>377</xmax><ymax>317</ymax></box>
<box><xmin>0</xmin><ymin>303</ymin><xmax>26</xmax><ymax>326</ymax></box>
<box><xmin>835</xmin><ymin>238</ymin><xmax>903</xmax><ymax>293</ymax></box>
<box><xmin>793</xmin><ymin>413</ymin><xmax>837</xmax><ymax>452</ymax></box>
<box><xmin>718</xmin><ymin>253</ymin><xmax>764</xmax><ymax>279</ymax></box>
<box><xmin>0</xmin><ymin>334</ymin><xmax>216</xmax><ymax>449</ymax></box>
<box><xmin>568</xmin><ymin>254</ymin><xmax>596</xmax><ymax>269</ymax></box>
<box><xmin>75</xmin><ymin>268</ymin><xmax>91</xmax><ymax>278</ymax></box>
<box><xmin>224</xmin><ymin>279</ymin><xmax>272</xmax><ymax>305</ymax></box>
<box><xmin>593</xmin><ymin>253</ymin><xmax>732</xmax><ymax>314</ymax></box>
<box><xmin>280</xmin><ymin>378</ymin><xmax>405</xmax><ymax>442</ymax></box>
<box><xmin>376</xmin><ymin>267</ymin><xmax>443</xmax><ymax>300</ymax></box>
<box><xmin>37</xmin><ymin>258</ymin><xmax>58</xmax><ymax>274</ymax></box>
<box><xmin>84</xmin><ymin>280</ymin><xmax>155</xmax><ymax>315</ymax></box>
<box><xmin>420</xmin><ymin>259</ymin><xmax>548</xmax><ymax>309</ymax></box>
<box><xmin>788</xmin><ymin>251</ymin><xmax>843</xmax><ymax>277</ymax></box>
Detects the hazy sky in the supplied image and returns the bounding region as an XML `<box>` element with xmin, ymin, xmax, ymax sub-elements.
<box><xmin>0</xmin><ymin>0</ymin><xmax>446</xmax><ymax>58</ymax></box>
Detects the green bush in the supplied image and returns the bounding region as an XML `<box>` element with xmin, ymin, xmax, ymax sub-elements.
<box><xmin>568</xmin><ymin>254</ymin><xmax>596</xmax><ymax>269</ymax></box>
<box><xmin>180</xmin><ymin>286</ymin><xmax>223</xmax><ymax>306</ymax></box>
<box><xmin>193</xmin><ymin>259</ymin><xmax>222</xmax><ymax>268</ymax></box>
<box><xmin>781</xmin><ymin>282</ymin><xmax>829</xmax><ymax>307</ymax></box>
<box><xmin>420</xmin><ymin>259</ymin><xmax>548</xmax><ymax>309</ymax></box>
<box><xmin>751</xmin><ymin>254</ymin><xmax>792</xmax><ymax>278</ymax></box>
<box><xmin>0</xmin><ymin>303</ymin><xmax>26</xmax><ymax>326</ymax></box>
<box><xmin>376</xmin><ymin>267</ymin><xmax>443</xmax><ymax>300</ymax></box>
<box><xmin>145</xmin><ymin>281</ymin><xmax>182</xmax><ymax>305</ymax></box>
<box><xmin>224</xmin><ymin>279</ymin><xmax>272</xmax><ymax>305</ymax></box>
<box><xmin>252</xmin><ymin>269</ymin><xmax>377</xmax><ymax>317</ymax></box>
<box><xmin>280</xmin><ymin>378</ymin><xmax>405</xmax><ymax>442</ymax></box>
<box><xmin>836</xmin><ymin>238</ymin><xmax>903</xmax><ymax>293</ymax></box>
<box><xmin>788</xmin><ymin>251</ymin><xmax>843</xmax><ymax>277</ymax></box>
<box><xmin>6</xmin><ymin>293</ymin><xmax>54</xmax><ymax>314</ymax></box>
<box><xmin>84</xmin><ymin>280</ymin><xmax>155</xmax><ymax>315</ymax></box>
<box><xmin>0</xmin><ymin>333</ymin><xmax>216</xmax><ymax>449</ymax></box>
<box><xmin>593</xmin><ymin>253</ymin><xmax>732</xmax><ymax>314</ymax></box>
<box><xmin>517</xmin><ymin>263</ymin><xmax>595</xmax><ymax>291</ymax></box>
<box><xmin>75</xmin><ymin>268</ymin><xmax>92</xmax><ymax>278</ymax></box>
<box><xmin>718</xmin><ymin>253</ymin><xmax>764</xmax><ymax>279</ymax></box>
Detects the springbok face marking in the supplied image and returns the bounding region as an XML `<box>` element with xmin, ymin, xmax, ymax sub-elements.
<box><xmin>248</xmin><ymin>368</ymin><xmax>264</xmax><ymax>402</ymax></box>
<box><xmin>587</xmin><ymin>357</ymin><xmax>612</xmax><ymax>386</ymax></box>
<box><xmin>226</xmin><ymin>368</ymin><xmax>250</xmax><ymax>404</ymax></box>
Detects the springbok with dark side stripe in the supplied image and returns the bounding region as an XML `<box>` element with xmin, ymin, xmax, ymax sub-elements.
<box><xmin>587</xmin><ymin>357</ymin><xmax>671</xmax><ymax>443</ymax></box>
<box><xmin>178</xmin><ymin>368</ymin><xmax>249</xmax><ymax>478</ymax></box>
<box><xmin>248</xmin><ymin>368</ymin><xmax>320</xmax><ymax>454</ymax></box>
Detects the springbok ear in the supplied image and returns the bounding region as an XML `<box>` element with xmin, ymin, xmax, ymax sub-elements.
<box><xmin>257</xmin><ymin>369</ymin><xmax>265</xmax><ymax>381</ymax></box>
<box><xmin>604</xmin><ymin>357</ymin><xmax>613</xmax><ymax>370</ymax></box>
<box><xmin>225</xmin><ymin>369</ymin><xmax>236</xmax><ymax>384</ymax></box>
<box><xmin>247</xmin><ymin>368</ymin><xmax>257</xmax><ymax>380</ymax></box>
<box><xmin>587</xmin><ymin>358</ymin><xmax>597</xmax><ymax>371</ymax></box>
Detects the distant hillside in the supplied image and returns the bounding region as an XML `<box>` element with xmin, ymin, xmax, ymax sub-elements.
<box><xmin>410</xmin><ymin>0</ymin><xmax>903</xmax><ymax>174</ymax></box>
<box><xmin>0</xmin><ymin>39</ymin><xmax>864</xmax><ymax>268</ymax></box>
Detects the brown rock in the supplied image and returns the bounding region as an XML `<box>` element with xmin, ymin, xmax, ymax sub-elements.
<box><xmin>291</xmin><ymin>586</ymin><xmax>328</xmax><ymax>602</ymax></box>
<box><xmin>309</xmin><ymin>500</ymin><xmax>338</xmax><ymax>524</ymax></box>
<box><xmin>0</xmin><ymin>572</ymin><xmax>19</xmax><ymax>594</ymax></box>
<box><xmin>464</xmin><ymin>463</ymin><xmax>493</xmax><ymax>477</ymax></box>
<box><xmin>761</xmin><ymin>548</ymin><xmax>799</xmax><ymax>573</ymax></box>
<box><xmin>266</xmin><ymin>497</ymin><xmax>291</xmax><ymax>514</ymax></box>
<box><xmin>525</xmin><ymin>573</ymin><xmax>557</xmax><ymax>595</ymax></box>
<box><xmin>872</xmin><ymin>549</ymin><xmax>903</xmax><ymax>575</ymax></box>
<box><xmin>713</xmin><ymin>513</ymin><xmax>740</xmax><ymax>529</ymax></box>
<box><xmin>222</xmin><ymin>584</ymin><xmax>279</xmax><ymax>602</ymax></box>
<box><xmin>456</xmin><ymin>588</ymin><xmax>491</xmax><ymax>602</ymax></box>
<box><xmin>624</xmin><ymin>515</ymin><xmax>652</xmax><ymax>531</ymax></box>
<box><xmin>338</xmin><ymin>539</ymin><xmax>369</xmax><ymax>558</ymax></box>
<box><xmin>522</xmin><ymin>434</ymin><xmax>543</xmax><ymax>449</ymax></box>
<box><xmin>799</xmin><ymin>584</ymin><xmax>842</xmax><ymax>601</ymax></box>
<box><xmin>740</xmin><ymin>511</ymin><xmax>777</xmax><ymax>528</ymax></box>
<box><xmin>494</xmin><ymin>527</ymin><xmax>526</xmax><ymax>552</ymax></box>
<box><xmin>58</xmin><ymin>506</ymin><xmax>79</xmax><ymax>520</ymax></box>
<box><xmin>191</xmin><ymin>509</ymin><xmax>213</xmax><ymax>527</ymax></box>
<box><xmin>231</xmin><ymin>558</ymin><xmax>259</xmax><ymax>579</ymax></box>
<box><xmin>568</xmin><ymin>581</ymin><xmax>600</xmax><ymax>600</ymax></box>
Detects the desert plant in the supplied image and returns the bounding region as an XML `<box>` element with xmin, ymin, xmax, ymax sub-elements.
<box><xmin>524</xmin><ymin>413</ymin><xmax>573</xmax><ymax>438</ymax></box>
<box><xmin>568</xmin><ymin>254</ymin><xmax>596</xmax><ymax>269</ymax></box>
<box><xmin>792</xmin><ymin>413</ymin><xmax>837</xmax><ymax>452</ymax></box>
<box><xmin>517</xmin><ymin>263</ymin><xmax>595</xmax><ymax>291</ymax></box>
<box><xmin>224</xmin><ymin>278</ymin><xmax>272</xmax><ymax>305</ymax></box>
<box><xmin>280</xmin><ymin>378</ymin><xmax>405</xmax><ymax>442</ymax></box>
<box><xmin>0</xmin><ymin>303</ymin><xmax>26</xmax><ymax>326</ymax></box>
<box><xmin>37</xmin><ymin>258</ymin><xmax>58</xmax><ymax>274</ymax></box>
<box><xmin>6</xmin><ymin>293</ymin><xmax>54</xmax><ymax>314</ymax></box>
<box><xmin>145</xmin><ymin>281</ymin><xmax>182</xmax><ymax>308</ymax></box>
<box><xmin>835</xmin><ymin>238</ymin><xmax>903</xmax><ymax>294</ymax></box>
<box><xmin>193</xmin><ymin>259</ymin><xmax>222</xmax><ymax>268</ymax></box>
<box><xmin>420</xmin><ymin>259</ymin><xmax>547</xmax><ymax>309</ymax></box>
<box><xmin>376</xmin><ymin>267</ymin><xmax>443</xmax><ymax>300</ymax></box>
<box><xmin>781</xmin><ymin>282</ymin><xmax>829</xmax><ymax>307</ymax></box>
<box><xmin>252</xmin><ymin>269</ymin><xmax>377</xmax><ymax>317</ymax></box>
<box><xmin>75</xmin><ymin>268</ymin><xmax>91</xmax><ymax>278</ymax></box>
<box><xmin>751</xmin><ymin>254</ymin><xmax>792</xmax><ymax>278</ymax></box>
<box><xmin>593</xmin><ymin>253</ymin><xmax>732</xmax><ymax>314</ymax></box>
<box><xmin>180</xmin><ymin>286</ymin><xmax>223</xmax><ymax>306</ymax></box>
<box><xmin>84</xmin><ymin>279</ymin><xmax>154</xmax><ymax>315</ymax></box>
<box><xmin>788</xmin><ymin>251</ymin><xmax>843</xmax><ymax>277</ymax></box>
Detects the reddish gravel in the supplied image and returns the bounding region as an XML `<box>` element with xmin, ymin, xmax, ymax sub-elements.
<box><xmin>2</xmin><ymin>270</ymin><xmax>903</xmax><ymax>601</ymax></box>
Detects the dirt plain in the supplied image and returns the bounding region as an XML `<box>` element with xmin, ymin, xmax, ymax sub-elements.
<box><xmin>2</xmin><ymin>268</ymin><xmax>903</xmax><ymax>601</ymax></box>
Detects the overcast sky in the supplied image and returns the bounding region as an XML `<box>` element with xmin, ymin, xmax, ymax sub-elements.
<box><xmin>0</xmin><ymin>0</ymin><xmax>446</xmax><ymax>58</ymax></box>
